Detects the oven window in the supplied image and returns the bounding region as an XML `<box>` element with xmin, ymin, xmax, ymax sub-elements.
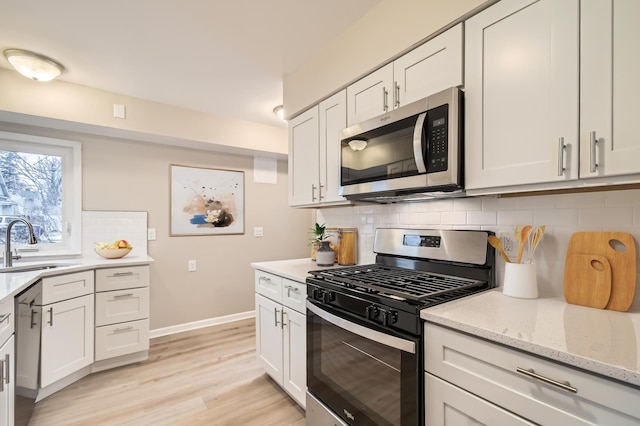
<box><xmin>307</xmin><ymin>307</ymin><xmax>418</xmax><ymax>425</ymax></box>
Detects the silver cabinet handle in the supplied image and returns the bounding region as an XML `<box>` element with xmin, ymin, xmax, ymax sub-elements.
<box><xmin>282</xmin><ymin>311</ymin><xmax>288</xmax><ymax>328</ymax></box>
<box><xmin>4</xmin><ymin>354</ymin><xmax>9</xmax><ymax>385</ymax></box>
<box><xmin>383</xmin><ymin>86</ymin><xmax>389</xmax><ymax>112</ymax></box>
<box><xmin>319</xmin><ymin>184</ymin><xmax>324</xmax><ymax>201</ymax></box>
<box><xmin>311</xmin><ymin>184</ymin><xmax>318</xmax><ymax>201</ymax></box>
<box><xmin>259</xmin><ymin>276</ymin><xmax>272</xmax><ymax>284</ymax></box>
<box><xmin>0</xmin><ymin>313</ymin><xmax>10</xmax><ymax>323</ymax></box>
<box><xmin>394</xmin><ymin>82</ymin><xmax>400</xmax><ymax>108</ymax></box>
<box><xmin>114</xmin><ymin>326</ymin><xmax>133</xmax><ymax>332</ymax></box>
<box><xmin>48</xmin><ymin>307</ymin><xmax>53</xmax><ymax>326</ymax></box>
<box><xmin>113</xmin><ymin>293</ymin><xmax>134</xmax><ymax>299</ymax></box>
<box><xmin>590</xmin><ymin>131</ymin><xmax>598</xmax><ymax>172</ymax></box>
<box><xmin>274</xmin><ymin>307</ymin><xmax>281</xmax><ymax>327</ymax></box>
<box><xmin>30</xmin><ymin>309</ymin><xmax>37</xmax><ymax>329</ymax></box>
<box><xmin>557</xmin><ymin>137</ymin><xmax>566</xmax><ymax>176</ymax></box>
<box><xmin>284</xmin><ymin>285</ymin><xmax>301</xmax><ymax>298</ymax></box>
<box><xmin>113</xmin><ymin>272</ymin><xmax>134</xmax><ymax>277</ymax></box>
<box><xmin>516</xmin><ymin>367</ymin><xmax>577</xmax><ymax>393</ymax></box>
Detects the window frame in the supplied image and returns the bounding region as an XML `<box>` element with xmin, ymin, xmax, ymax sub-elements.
<box><xmin>0</xmin><ymin>131</ymin><xmax>82</xmax><ymax>259</ymax></box>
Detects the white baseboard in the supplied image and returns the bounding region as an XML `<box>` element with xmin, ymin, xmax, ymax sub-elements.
<box><xmin>149</xmin><ymin>310</ymin><xmax>255</xmax><ymax>339</ymax></box>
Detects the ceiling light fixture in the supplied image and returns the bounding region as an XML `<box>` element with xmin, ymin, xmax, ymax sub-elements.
<box><xmin>3</xmin><ymin>48</ymin><xmax>65</xmax><ymax>82</ymax></box>
<box><xmin>273</xmin><ymin>105</ymin><xmax>285</xmax><ymax>121</ymax></box>
<box><xmin>348</xmin><ymin>139</ymin><xmax>368</xmax><ymax>151</ymax></box>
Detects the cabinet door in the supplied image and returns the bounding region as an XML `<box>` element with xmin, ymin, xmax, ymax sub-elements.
<box><xmin>41</xmin><ymin>294</ymin><xmax>94</xmax><ymax>388</ymax></box>
<box><xmin>288</xmin><ymin>106</ymin><xmax>320</xmax><ymax>206</ymax></box>
<box><xmin>318</xmin><ymin>90</ymin><xmax>347</xmax><ymax>204</ymax></box>
<box><xmin>255</xmin><ymin>293</ymin><xmax>283</xmax><ymax>384</ymax></box>
<box><xmin>580</xmin><ymin>0</ymin><xmax>640</xmax><ymax>178</ymax></box>
<box><xmin>426</xmin><ymin>373</ymin><xmax>534</xmax><ymax>426</ymax></box>
<box><xmin>394</xmin><ymin>23</ymin><xmax>463</xmax><ymax>107</ymax></box>
<box><xmin>346</xmin><ymin>63</ymin><xmax>393</xmax><ymax>126</ymax></box>
<box><xmin>0</xmin><ymin>336</ymin><xmax>14</xmax><ymax>426</ymax></box>
<box><xmin>283</xmin><ymin>307</ymin><xmax>306</xmax><ymax>408</ymax></box>
<box><xmin>465</xmin><ymin>0</ymin><xmax>579</xmax><ymax>191</ymax></box>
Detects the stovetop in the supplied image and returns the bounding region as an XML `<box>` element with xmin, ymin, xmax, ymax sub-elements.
<box><xmin>308</xmin><ymin>264</ymin><xmax>486</xmax><ymax>303</ymax></box>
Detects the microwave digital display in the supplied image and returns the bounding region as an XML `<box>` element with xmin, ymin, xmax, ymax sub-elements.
<box><xmin>433</xmin><ymin>117</ymin><xmax>445</xmax><ymax>127</ymax></box>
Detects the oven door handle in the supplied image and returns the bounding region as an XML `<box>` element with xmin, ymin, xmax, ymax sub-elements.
<box><xmin>412</xmin><ymin>112</ymin><xmax>427</xmax><ymax>174</ymax></box>
<box><xmin>307</xmin><ymin>301</ymin><xmax>415</xmax><ymax>354</ymax></box>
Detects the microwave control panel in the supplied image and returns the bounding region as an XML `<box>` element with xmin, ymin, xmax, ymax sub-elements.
<box><xmin>425</xmin><ymin>104</ymin><xmax>449</xmax><ymax>173</ymax></box>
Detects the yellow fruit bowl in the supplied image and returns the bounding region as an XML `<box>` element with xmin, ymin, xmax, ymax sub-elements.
<box><xmin>95</xmin><ymin>247</ymin><xmax>132</xmax><ymax>259</ymax></box>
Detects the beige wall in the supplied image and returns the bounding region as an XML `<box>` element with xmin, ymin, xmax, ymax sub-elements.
<box><xmin>283</xmin><ymin>0</ymin><xmax>493</xmax><ymax>118</ymax></box>
<box><xmin>0</xmin><ymin>68</ymin><xmax>288</xmax><ymax>157</ymax></box>
<box><xmin>0</xmin><ymin>122</ymin><xmax>312</xmax><ymax>330</ymax></box>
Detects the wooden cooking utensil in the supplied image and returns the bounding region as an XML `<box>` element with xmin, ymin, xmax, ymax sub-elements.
<box><xmin>565</xmin><ymin>232</ymin><xmax>637</xmax><ymax>312</ymax></box>
<box><xmin>563</xmin><ymin>254</ymin><xmax>612</xmax><ymax>309</ymax></box>
<box><xmin>488</xmin><ymin>235</ymin><xmax>511</xmax><ymax>263</ymax></box>
<box><xmin>516</xmin><ymin>225</ymin><xmax>532</xmax><ymax>264</ymax></box>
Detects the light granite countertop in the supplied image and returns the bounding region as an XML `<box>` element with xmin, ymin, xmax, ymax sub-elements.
<box><xmin>421</xmin><ymin>289</ymin><xmax>640</xmax><ymax>387</ymax></box>
<box><xmin>250</xmin><ymin>258</ymin><xmax>344</xmax><ymax>282</ymax></box>
<box><xmin>0</xmin><ymin>256</ymin><xmax>154</xmax><ymax>301</ymax></box>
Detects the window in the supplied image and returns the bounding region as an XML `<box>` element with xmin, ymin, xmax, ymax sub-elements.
<box><xmin>0</xmin><ymin>131</ymin><xmax>81</xmax><ymax>258</ymax></box>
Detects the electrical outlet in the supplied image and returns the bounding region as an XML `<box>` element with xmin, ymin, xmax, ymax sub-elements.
<box><xmin>253</xmin><ymin>226</ymin><xmax>264</xmax><ymax>237</ymax></box>
<box><xmin>188</xmin><ymin>259</ymin><xmax>197</xmax><ymax>272</ymax></box>
<box><xmin>147</xmin><ymin>228</ymin><xmax>157</xmax><ymax>241</ymax></box>
<box><xmin>499</xmin><ymin>232</ymin><xmax>518</xmax><ymax>261</ymax></box>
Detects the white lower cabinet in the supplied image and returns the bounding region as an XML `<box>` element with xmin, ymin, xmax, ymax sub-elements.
<box><xmin>41</xmin><ymin>293</ymin><xmax>94</xmax><ymax>388</ymax></box>
<box><xmin>424</xmin><ymin>323</ymin><xmax>640</xmax><ymax>425</ymax></box>
<box><xmin>0</xmin><ymin>296</ymin><xmax>14</xmax><ymax>426</ymax></box>
<box><xmin>254</xmin><ymin>270</ymin><xmax>306</xmax><ymax>408</ymax></box>
<box><xmin>94</xmin><ymin>266</ymin><xmax>150</xmax><ymax>366</ymax></box>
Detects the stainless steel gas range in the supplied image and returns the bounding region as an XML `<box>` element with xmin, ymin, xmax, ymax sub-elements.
<box><xmin>305</xmin><ymin>228</ymin><xmax>495</xmax><ymax>426</ymax></box>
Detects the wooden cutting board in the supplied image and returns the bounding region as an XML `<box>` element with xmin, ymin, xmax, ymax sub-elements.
<box><xmin>563</xmin><ymin>254</ymin><xmax>612</xmax><ymax>309</ymax></box>
<box><xmin>565</xmin><ymin>232</ymin><xmax>637</xmax><ymax>312</ymax></box>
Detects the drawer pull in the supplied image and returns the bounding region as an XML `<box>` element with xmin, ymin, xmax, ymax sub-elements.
<box><xmin>113</xmin><ymin>272</ymin><xmax>134</xmax><ymax>277</ymax></box>
<box><xmin>284</xmin><ymin>285</ymin><xmax>300</xmax><ymax>298</ymax></box>
<box><xmin>259</xmin><ymin>276</ymin><xmax>272</xmax><ymax>284</ymax></box>
<box><xmin>0</xmin><ymin>313</ymin><xmax>10</xmax><ymax>323</ymax></box>
<box><xmin>114</xmin><ymin>326</ymin><xmax>133</xmax><ymax>332</ymax></box>
<box><xmin>516</xmin><ymin>367</ymin><xmax>577</xmax><ymax>393</ymax></box>
<box><xmin>113</xmin><ymin>293</ymin><xmax>134</xmax><ymax>299</ymax></box>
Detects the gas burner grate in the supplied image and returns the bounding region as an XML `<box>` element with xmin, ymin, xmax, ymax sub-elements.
<box><xmin>309</xmin><ymin>264</ymin><xmax>486</xmax><ymax>302</ymax></box>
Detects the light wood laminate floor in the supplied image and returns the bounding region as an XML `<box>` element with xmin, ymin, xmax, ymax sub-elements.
<box><xmin>29</xmin><ymin>318</ymin><xmax>306</xmax><ymax>425</ymax></box>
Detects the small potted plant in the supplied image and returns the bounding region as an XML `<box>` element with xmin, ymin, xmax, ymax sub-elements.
<box><xmin>309</xmin><ymin>223</ymin><xmax>334</xmax><ymax>265</ymax></box>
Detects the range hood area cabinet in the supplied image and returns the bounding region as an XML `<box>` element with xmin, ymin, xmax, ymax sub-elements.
<box><xmin>288</xmin><ymin>91</ymin><xmax>348</xmax><ymax>207</ymax></box>
<box><xmin>346</xmin><ymin>23</ymin><xmax>463</xmax><ymax>127</ymax></box>
<box><xmin>465</xmin><ymin>0</ymin><xmax>640</xmax><ymax>195</ymax></box>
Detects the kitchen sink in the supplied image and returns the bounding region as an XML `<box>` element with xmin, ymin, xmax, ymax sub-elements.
<box><xmin>0</xmin><ymin>263</ymin><xmax>78</xmax><ymax>273</ymax></box>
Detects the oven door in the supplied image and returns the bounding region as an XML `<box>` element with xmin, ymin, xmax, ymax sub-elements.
<box><xmin>306</xmin><ymin>300</ymin><xmax>420</xmax><ymax>426</ymax></box>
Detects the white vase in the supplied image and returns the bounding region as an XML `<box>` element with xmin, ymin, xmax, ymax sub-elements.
<box><xmin>315</xmin><ymin>241</ymin><xmax>335</xmax><ymax>267</ymax></box>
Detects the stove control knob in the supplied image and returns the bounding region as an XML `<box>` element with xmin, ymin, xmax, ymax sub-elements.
<box><xmin>312</xmin><ymin>288</ymin><xmax>323</xmax><ymax>301</ymax></box>
<box><xmin>365</xmin><ymin>305</ymin><xmax>379</xmax><ymax>320</ymax></box>
<box><xmin>381</xmin><ymin>309</ymin><xmax>398</xmax><ymax>326</ymax></box>
<box><xmin>322</xmin><ymin>291</ymin><xmax>335</xmax><ymax>304</ymax></box>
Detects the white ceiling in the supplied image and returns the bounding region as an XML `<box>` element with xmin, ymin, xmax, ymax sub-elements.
<box><xmin>0</xmin><ymin>0</ymin><xmax>381</xmax><ymax>128</ymax></box>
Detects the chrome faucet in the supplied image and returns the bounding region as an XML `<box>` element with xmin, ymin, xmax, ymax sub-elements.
<box><xmin>3</xmin><ymin>218</ymin><xmax>38</xmax><ymax>268</ymax></box>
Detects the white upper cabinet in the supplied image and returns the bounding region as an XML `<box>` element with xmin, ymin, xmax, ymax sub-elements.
<box><xmin>347</xmin><ymin>23</ymin><xmax>463</xmax><ymax>127</ymax></box>
<box><xmin>288</xmin><ymin>106</ymin><xmax>319</xmax><ymax>206</ymax></box>
<box><xmin>465</xmin><ymin>0</ymin><xmax>580</xmax><ymax>191</ymax></box>
<box><xmin>394</xmin><ymin>23</ymin><xmax>463</xmax><ymax>107</ymax></box>
<box><xmin>288</xmin><ymin>90</ymin><xmax>348</xmax><ymax>207</ymax></box>
<box><xmin>580</xmin><ymin>0</ymin><xmax>640</xmax><ymax>179</ymax></box>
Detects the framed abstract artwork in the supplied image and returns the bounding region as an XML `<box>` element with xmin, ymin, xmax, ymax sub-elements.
<box><xmin>170</xmin><ymin>164</ymin><xmax>244</xmax><ymax>236</ymax></box>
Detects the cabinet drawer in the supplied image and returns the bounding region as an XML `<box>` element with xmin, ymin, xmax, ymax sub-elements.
<box><xmin>0</xmin><ymin>296</ymin><xmax>14</xmax><ymax>346</ymax></box>
<box><xmin>96</xmin><ymin>266</ymin><xmax>149</xmax><ymax>292</ymax></box>
<box><xmin>282</xmin><ymin>278</ymin><xmax>306</xmax><ymax>314</ymax></box>
<box><xmin>425</xmin><ymin>323</ymin><xmax>640</xmax><ymax>425</ymax></box>
<box><xmin>95</xmin><ymin>288</ymin><xmax>149</xmax><ymax>326</ymax></box>
<box><xmin>42</xmin><ymin>270</ymin><xmax>94</xmax><ymax>304</ymax></box>
<box><xmin>255</xmin><ymin>270</ymin><xmax>282</xmax><ymax>302</ymax></box>
<box><xmin>95</xmin><ymin>319</ymin><xmax>149</xmax><ymax>361</ymax></box>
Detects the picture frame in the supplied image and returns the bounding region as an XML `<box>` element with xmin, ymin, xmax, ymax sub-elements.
<box><xmin>170</xmin><ymin>164</ymin><xmax>244</xmax><ymax>236</ymax></box>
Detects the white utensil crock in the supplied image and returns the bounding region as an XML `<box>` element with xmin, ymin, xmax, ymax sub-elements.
<box><xmin>503</xmin><ymin>262</ymin><xmax>538</xmax><ymax>299</ymax></box>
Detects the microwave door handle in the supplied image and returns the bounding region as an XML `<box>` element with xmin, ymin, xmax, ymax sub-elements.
<box><xmin>413</xmin><ymin>112</ymin><xmax>427</xmax><ymax>174</ymax></box>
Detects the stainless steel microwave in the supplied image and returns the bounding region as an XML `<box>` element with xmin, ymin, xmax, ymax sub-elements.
<box><xmin>339</xmin><ymin>87</ymin><xmax>463</xmax><ymax>202</ymax></box>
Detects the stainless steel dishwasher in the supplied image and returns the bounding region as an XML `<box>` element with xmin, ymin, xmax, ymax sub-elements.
<box><xmin>14</xmin><ymin>281</ymin><xmax>42</xmax><ymax>426</ymax></box>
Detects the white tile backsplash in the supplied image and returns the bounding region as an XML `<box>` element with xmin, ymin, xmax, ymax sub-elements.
<box><xmin>317</xmin><ymin>189</ymin><xmax>640</xmax><ymax>307</ymax></box>
<box><xmin>82</xmin><ymin>211</ymin><xmax>148</xmax><ymax>258</ymax></box>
